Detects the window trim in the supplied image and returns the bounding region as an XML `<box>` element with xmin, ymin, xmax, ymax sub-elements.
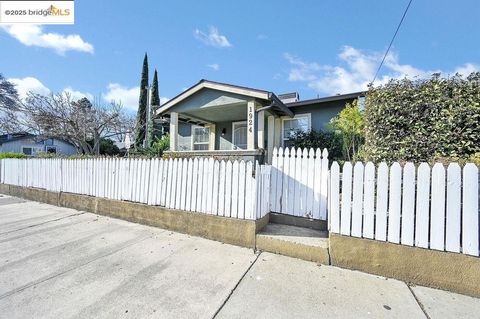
<box><xmin>21</xmin><ymin>145</ymin><xmax>43</xmax><ymax>156</ymax></box>
<box><xmin>231</xmin><ymin>121</ymin><xmax>247</xmax><ymax>150</ymax></box>
<box><xmin>281</xmin><ymin>113</ymin><xmax>311</xmax><ymax>147</ymax></box>
<box><xmin>191</xmin><ymin>125</ymin><xmax>210</xmax><ymax>150</ymax></box>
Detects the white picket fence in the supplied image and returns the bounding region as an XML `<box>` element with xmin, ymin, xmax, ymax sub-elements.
<box><xmin>270</xmin><ymin>147</ymin><xmax>329</xmax><ymax>220</ymax></box>
<box><xmin>329</xmin><ymin>161</ymin><xmax>480</xmax><ymax>257</ymax></box>
<box><xmin>0</xmin><ymin>157</ymin><xmax>270</xmax><ymax>220</ymax></box>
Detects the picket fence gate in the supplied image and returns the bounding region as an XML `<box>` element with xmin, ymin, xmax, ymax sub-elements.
<box><xmin>0</xmin><ymin>157</ymin><xmax>271</xmax><ymax>220</ymax></box>
<box><xmin>329</xmin><ymin>161</ymin><xmax>479</xmax><ymax>257</ymax></box>
<box><xmin>270</xmin><ymin>147</ymin><xmax>329</xmax><ymax>220</ymax></box>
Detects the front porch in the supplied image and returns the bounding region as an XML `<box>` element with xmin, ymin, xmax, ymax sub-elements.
<box><xmin>157</xmin><ymin>80</ymin><xmax>295</xmax><ymax>163</ymax></box>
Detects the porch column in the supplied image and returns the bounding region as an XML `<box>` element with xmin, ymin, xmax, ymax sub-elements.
<box><xmin>257</xmin><ymin>111</ymin><xmax>265</xmax><ymax>149</ymax></box>
<box><xmin>247</xmin><ymin>100</ymin><xmax>256</xmax><ymax>150</ymax></box>
<box><xmin>267</xmin><ymin>115</ymin><xmax>275</xmax><ymax>163</ymax></box>
<box><xmin>208</xmin><ymin>124</ymin><xmax>216</xmax><ymax>150</ymax></box>
<box><xmin>274</xmin><ymin>117</ymin><xmax>282</xmax><ymax>148</ymax></box>
<box><xmin>170</xmin><ymin>112</ymin><xmax>178</xmax><ymax>151</ymax></box>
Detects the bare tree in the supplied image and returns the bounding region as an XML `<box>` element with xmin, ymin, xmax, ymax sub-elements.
<box><xmin>11</xmin><ymin>92</ymin><xmax>135</xmax><ymax>155</ymax></box>
<box><xmin>0</xmin><ymin>74</ymin><xmax>20</xmax><ymax>133</ymax></box>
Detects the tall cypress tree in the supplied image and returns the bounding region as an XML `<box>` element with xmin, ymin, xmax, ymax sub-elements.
<box><xmin>135</xmin><ymin>53</ymin><xmax>149</xmax><ymax>149</ymax></box>
<box><xmin>147</xmin><ymin>69</ymin><xmax>160</xmax><ymax>146</ymax></box>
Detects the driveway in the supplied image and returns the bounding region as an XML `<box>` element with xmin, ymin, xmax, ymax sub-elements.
<box><xmin>0</xmin><ymin>194</ymin><xmax>479</xmax><ymax>318</ymax></box>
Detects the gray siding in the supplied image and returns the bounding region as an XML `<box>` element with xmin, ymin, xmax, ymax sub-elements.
<box><xmin>289</xmin><ymin>99</ymin><xmax>350</xmax><ymax>132</ymax></box>
<box><xmin>0</xmin><ymin>138</ymin><xmax>77</xmax><ymax>156</ymax></box>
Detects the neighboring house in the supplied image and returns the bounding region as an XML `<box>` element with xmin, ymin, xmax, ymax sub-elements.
<box><xmin>0</xmin><ymin>133</ymin><xmax>78</xmax><ymax>156</ymax></box>
<box><xmin>156</xmin><ymin>79</ymin><xmax>364</xmax><ymax>163</ymax></box>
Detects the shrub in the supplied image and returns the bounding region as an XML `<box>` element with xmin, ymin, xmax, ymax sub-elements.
<box><xmin>0</xmin><ymin>152</ymin><xmax>26</xmax><ymax>159</ymax></box>
<box><xmin>99</xmin><ymin>138</ymin><xmax>120</xmax><ymax>155</ymax></box>
<box><xmin>363</xmin><ymin>72</ymin><xmax>480</xmax><ymax>163</ymax></box>
<box><xmin>289</xmin><ymin>130</ymin><xmax>343</xmax><ymax>161</ymax></box>
<box><xmin>328</xmin><ymin>99</ymin><xmax>365</xmax><ymax>161</ymax></box>
<box><xmin>141</xmin><ymin>134</ymin><xmax>170</xmax><ymax>157</ymax></box>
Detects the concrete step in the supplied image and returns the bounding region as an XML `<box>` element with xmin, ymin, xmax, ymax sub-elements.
<box><xmin>256</xmin><ymin>223</ymin><xmax>330</xmax><ymax>264</ymax></box>
<box><xmin>269</xmin><ymin>213</ymin><xmax>327</xmax><ymax>231</ymax></box>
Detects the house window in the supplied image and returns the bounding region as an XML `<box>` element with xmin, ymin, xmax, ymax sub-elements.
<box><xmin>46</xmin><ymin>146</ymin><xmax>57</xmax><ymax>154</ymax></box>
<box><xmin>21</xmin><ymin>146</ymin><xmax>42</xmax><ymax>156</ymax></box>
<box><xmin>192</xmin><ymin>126</ymin><xmax>210</xmax><ymax>150</ymax></box>
<box><xmin>22</xmin><ymin>147</ymin><xmax>33</xmax><ymax>156</ymax></box>
<box><xmin>232</xmin><ymin>121</ymin><xmax>247</xmax><ymax>150</ymax></box>
<box><xmin>282</xmin><ymin>114</ymin><xmax>311</xmax><ymax>147</ymax></box>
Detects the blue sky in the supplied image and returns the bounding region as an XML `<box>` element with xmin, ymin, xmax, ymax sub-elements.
<box><xmin>1</xmin><ymin>0</ymin><xmax>479</xmax><ymax>111</ymax></box>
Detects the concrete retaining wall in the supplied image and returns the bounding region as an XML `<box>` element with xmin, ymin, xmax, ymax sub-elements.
<box><xmin>0</xmin><ymin>184</ymin><xmax>265</xmax><ymax>249</ymax></box>
<box><xmin>330</xmin><ymin>233</ymin><xmax>480</xmax><ymax>297</ymax></box>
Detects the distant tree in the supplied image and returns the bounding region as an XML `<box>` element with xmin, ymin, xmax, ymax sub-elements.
<box><xmin>14</xmin><ymin>92</ymin><xmax>134</xmax><ymax>155</ymax></box>
<box><xmin>0</xmin><ymin>74</ymin><xmax>17</xmax><ymax>108</ymax></box>
<box><xmin>88</xmin><ymin>138</ymin><xmax>120</xmax><ymax>155</ymax></box>
<box><xmin>147</xmin><ymin>68</ymin><xmax>160</xmax><ymax>147</ymax></box>
<box><xmin>0</xmin><ymin>74</ymin><xmax>19</xmax><ymax>133</ymax></box>
<box><xmin>135</xmin><ymin>53</ymin><xmax>149</xmax><ymax>149</ymax></box>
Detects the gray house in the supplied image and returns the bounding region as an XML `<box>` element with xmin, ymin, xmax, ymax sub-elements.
<box><xmin>157</xmin><ymin>79</ymin><xmax>363</xmax><ymax>163</ymax></box>
<box><xmin>0</xmin><ymin>133</ymin><xmax>78</xmax><ymax>156</ymax></box>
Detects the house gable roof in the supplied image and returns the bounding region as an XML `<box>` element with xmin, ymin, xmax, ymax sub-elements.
<box><xmin>156</xmin><ymin>79</ymin><xmax>293</xmax><ymax>117</ymax></box>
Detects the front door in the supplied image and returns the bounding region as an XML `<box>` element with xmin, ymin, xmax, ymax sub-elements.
<box><xmin>232</xmin><ymin>121</ymin><xmax>247</xmax><ymax>150</ymax></box>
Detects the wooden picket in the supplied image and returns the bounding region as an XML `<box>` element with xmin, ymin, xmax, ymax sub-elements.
<box><xmin>401</xmin><ymin>163</ymin><xmax>415</xmax><ymax>246</ymax></box>
<box><xmin>445</xmin><ymin>163</ymin><xmax>461</xmax><ymax>253</ymax></box>
<box><xmin>463</xmin><ymin>164</ymin><xmax>479</xmax><ymax>256</ymax></box>
<box><xmin>329</xmin><ymin>162</ymin><xmax>340</xmax><ymax>233</ymax></box>
<box><xmin>329</xmin><ymin>160</ymin><xmax>479</xmax><ymax>257</ymax></box>
<box><xmin>340</xmin><ymin>162</ymin><xmax>352</xmax><ymax>236</ymax></box>
<box><xmin>351</xmin><ymin>162</ymin><xmax>364</xmax><ymax>237</ymax></box>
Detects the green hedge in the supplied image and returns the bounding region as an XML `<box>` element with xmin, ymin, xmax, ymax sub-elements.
<box><xmin>363</xmin><ymin>72</ymin><xmax>480</xmax><ymax>163</ymax></box>
<box><xmin>0</xmin><ymin>152</ymin><xmax>27</xmax><ymax>159</ymax></box>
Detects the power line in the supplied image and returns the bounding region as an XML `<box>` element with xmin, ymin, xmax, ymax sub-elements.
<box><xmin>371</xmin><ymin>0</ymin><xmax>414</xmax><ymax>84</ymax></box>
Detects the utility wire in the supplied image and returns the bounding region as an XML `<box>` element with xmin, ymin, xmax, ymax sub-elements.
<box><xmin>371</xmin><ymin>0</ymin><xmax>414</xmax><ymax>84</ymax></box>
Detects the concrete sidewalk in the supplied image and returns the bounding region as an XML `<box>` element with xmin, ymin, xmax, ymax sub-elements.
<box><xmin>0</xmin><ymin>194</ymin><xmax>479</xmax><ymax>318</ymax></box>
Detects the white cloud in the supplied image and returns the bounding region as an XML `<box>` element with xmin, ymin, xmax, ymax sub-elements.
<box><xmin>63</xmin><ymin>87</ymin><xmax>93</xmax><ymax>101</ymax></box>
<box><xmin>102</xmin><ymin>83</ymin><xmax>169</xmax><ymax>111</ymax></box>
<box><xmin>284</xmin><ymin>53</ymin><xmax>321</xmax><ymax>81</ymax></box>
<box><xmin>453</xmin><ymin>63</ymin><xmax>479</xmax><ymax>76</ymax></box>
<box><xmin>9</xmin><ymin>76</ymin><xmax>96</xmax><ymax>102</ymax></box>
<box><xmin>285</xmin><ymin>46</ymin><xmax>479</xmax><ymax>95</ymax></box>
<box><xmin>103</xmin><ymin>83</ymin><xmax>139</xmax><ymax>111</ymax></box>
<box><xmin>1</xmin><ymin>24</ymin><xmax>94</xmax><ymax>55</ymax></box>
<box><xmin>160</xmin><ymin>97</ymin><xmax>169</xmax><ymax>105</ymax></box>
<box><xmin>9</xmin><ymin>77</ymin><xmax>50</xmax><ymax>99</ymax></box>
<box><xmin>194</xmin><ymin>26</ymin><xmax>232</xmax><ymax>48</ymax></box>
<box><xmin>207</xmin><ymin>63</ymin><xmax>220</xmax><ymax>71</ymax></box>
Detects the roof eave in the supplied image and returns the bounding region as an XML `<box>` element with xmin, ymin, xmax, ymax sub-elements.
<box><xmin>286</xmin><ymin>91</ymin><xmax>366</xmax><ymax>108</ymax></box>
